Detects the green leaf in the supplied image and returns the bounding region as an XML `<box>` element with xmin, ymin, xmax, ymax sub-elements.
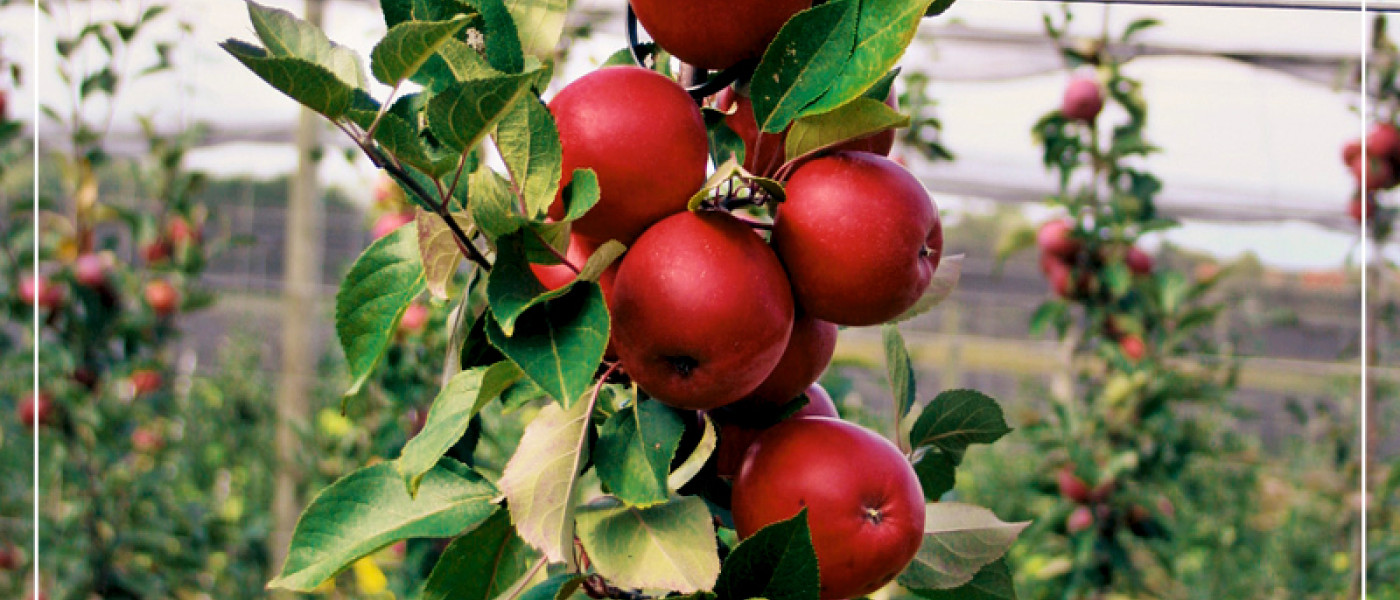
<box><xmin>246</xmin><ymin>0</ymin><xmax>366</xmax><ymax>88</ymax></box>
<box><xmin>908</xmin><ymin>390</ymin><xmax>1011</xmax><ymax>460</ymax></box>
<box><xmin>486</xmin><ymin>283</ymin><xmax>609</xmax><ymax>407</ymax></box>
<box><xmin>750</xmin><ymin>0</ymin><xmax>860</xmax><ymax>134</ymax></box>
<box><xmin>427</xmin><ymin>71</ymin><xmax>535</xmax><ymax>153</ymax></box>
<box><xmin>688</xmin><ymin>156</ymin><xmax>745</xmax><ymax>211</ymax></box>
<box><xmin>897</xmin><ymin>503</ymin><xmax>1027</xmax><ymax>593</ymax></box>
<box><xmin>462</xmin><ymin>0</ymin><xmax>526</xmax><ymax>73</ymax></box>
<box><xmin>418</xmin><ymin>38</ymin><xmax>508</xmax><ymax>93</ymax></box>
<box><xmin>488</xmin><ymin>232</ymin><xmax>575</xmax><ymax>336</ymax></box>
<box><xmin>349</xmin><ymin>104</ymin><xmax>459</xmax><ymax>177</ymax></box>
<box><xmin>422</xmin><ymin>509</ymin><xmax>540</xmax><ymax>600</ymax></box>
<box><xmin>416</xmin><ymin>207</ymin><xmax>473</xmax><ymax>300</ymax></box>
<box><xmin>559</xmin><ymin>169</ymin><xmax>601</xmax><ymax>222</ymax></box>
<box><xmin>1103</xmin><ymin>262</ymin><xmax>1131</xmax><ymax>299</ymax></box>
<box><xmin>714</xmin><ymin>509</ymin><xmax>819</xmax><ymax>600</ymax></box>
<box><xmin>911</xmin><ymin>447</ymin><xmax>957</xmax><ymax>500</ymax></box>
<box><xmin>398</xmin><ymin>363</ymin><xmax>523</xmax><ymax>494</ymax></box>
<box><xmin>498</xmin><ymin>398</ymin><xmax>593</xmax><ymax>565</ymax></box>
<box><xmin>925</xmin><ymin>0</ymin><xmax>958</xmax><ymax>17</ymax></box>
<box><xmin>908</xmin><ymin>559</ymin><xmax>1015</xmax><ymax>600</ymax></box>
<box><xmin>269</xmin><ymin>460</ymin><xmax>497</xmax><ymax>591</ymax></box>
<box><xmin>371</xmin><ymin>17</ymin><xmax>471</xmax><ymax>85</ymax></box>
<box><xmin>1028</xmin><ymin>300</ymin><xmax>1068</xmax><ymax>337</ymax></box>
<box><xmin>382</xmin><ymin>0</ymin><xmax>473</xmax><ymax>28</ymax></box>
<box><xmin>883</xmin><ymin>323</ymin><xmax>916</xmax><ymax>421</ymax></box>
<box><xmin>493</xmin><ymin>95</ymin><xmax>562</xmax><ymax>220</ymax></box>
<box><xmin>785</xmin><ymin>97</ymin><xmax>909</xmax><ymax>161</ymax></box>
<box><xmin>502</xmin><ymin>0</ymin><xmax>568</xmax><ymax>58</ymax></box>
<box><xmin>1121</xmin><ymin>17</ymin><xmax>1161</xmax><ymax>42</ymax></box>
<box><xmin>576</xmin><ymin>496</ymin><xmax>720</xmax><ymax>593</ymax></box>
<box><xmin>470</xmin><ymin>165</ymin><xmax>524</xmax><ymax>239</ymax></box>
<box><xmin>799</xmin><ymin>0</ymin><xmax>934</xmax><ymax>118</ymax></box>
<box><xmin>894</xmin><ymin>254</ymin><xmax>964</xmax><ymax>323</ymax></box>
<box><xmin>668</xmin><ymin>414</ymin><xmax>717</xmax><ymax>491</ymax></box>
<box><xmin>596</xmin><ymin>399</ymin><xmax>685</xmax><ymax>507</ymax></box>
<box><xmin>336</xmin><ymin>223</ymin><xmax>426</xmax><ymax>396</ymax></box>
<box><xmin>704</xmin><ymin>107</ymin><xmax>748</xmax><ymax>168</ymax></box>
<box><xmin>579</xmin><ymin>241</ymin><xmax>625</xmax><ymax>283</ymax></box>
<box><xmin>222</xmin><ymin>41</ymin><xmax>357</xmax><ymax>118</ymax></box>
<box><xmin>520</xmin><ymin>574</ymin><xmax>587</xmax><ymax>600</ymax></box>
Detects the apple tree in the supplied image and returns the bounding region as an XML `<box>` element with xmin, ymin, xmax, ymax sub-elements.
<box><xmin>224</xmin><ymin>0</ymin><xmax>1034</xmax><ymax>598</ymax></box>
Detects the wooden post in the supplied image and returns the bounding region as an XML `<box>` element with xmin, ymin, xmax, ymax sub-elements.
<box><xmin>270</xmin><ymin>0</ymin><xmax>326</xmax><ymax>591</ymax></box>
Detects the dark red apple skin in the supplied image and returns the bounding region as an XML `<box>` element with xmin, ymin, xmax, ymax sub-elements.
<box><xmin>1057</xmin><ymin>466</ymin><xmax>1092</xmax><ymax>503</ymax></box>
<box><xmin>611</xmin><ymin>210</ymin><xmax>794</xmax><ymax>410</ymax></box>
<box><xmin>1351</xmin><ymin>154</ymin><xmax>1396</xmax><ymax>191</ymax></box>
<box><xmin>733</xmin><ymin>417</ymin><xmax>925</xmax><ymax>600</ymax></box>
<box><xmin>144</xmin><ymin>280</ymin><xmax>179</xmax><ymax>317</ymax></box>
<box><xmin>744</xmin><ymin>312</ymin><xmax>838</xmax><ymax>405</ymax></box>
<box><xmin>1062</xmin><ymin>77</ymin><xmax>1104</xmax><ymax>123</ymax></box>
<box><xmin>713</xmin><ymin>383</ymin><xmax>838</xmax><ymax>480</ymax></box>
<box><xmin>1343</xmin><ymin>139</ymin><xmax>1362</xmax><ymax>166</ymax></box>
<box><xmin>18</xmin><ymin>392</ymin><xmax>53</xmax><ymax>429</ymax></box>
<box><xmin>1370</xmin><ymin>122</ymin><xmax>1400</xmax><ymax>159</ymax></box>
<box><xmin>548</xmin><ymin>66</ymin><xmax>708</xmax><ymax>245</ymax></box>
<box><xmin>530</xmin><ymin>234</ymin><xmax>620</xmax><ymax>358</ymax></box>
<box><xmin>1125</xmin><ymin>246</ymin><xmax>1153</xmax><ymax>276</ymax></box>
<box><xmin>630</xmin><ymin>0</ymin><xmax>812</xmax><ymax>70</ymax></box>
<box><xmin>715</xmin><ymin>86</ymin><xmax>898</xmax><ymax>177</ymax></box>
<box><xmin>1037</xmin><ymin>219</ymin><xmax>1080</xmax><ymax>259</ymax></box>
<box><xmin>774</xmin><ymin>151</ymin><xmax>940</xmax><ymax>326</ymax></box>
<box><xmin>131</xmin><ymin>369</ymin><xmax>162</xmax><ymax>395</ymax></box>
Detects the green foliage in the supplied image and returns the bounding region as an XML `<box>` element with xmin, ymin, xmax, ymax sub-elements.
<box><xmin>335</xmin><ymin>222</ymin><xmax>428</xmax><ymax>396</ymax></box>
<box><xmin>714</xmin><ymin>510</ymin><xmax>820</xmax><ymax>600</ymax></box>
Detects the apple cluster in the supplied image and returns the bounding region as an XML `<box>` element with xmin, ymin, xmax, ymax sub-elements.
<box><xmin>1036</xmin><ymin>218</ymin><xmax>1152</xmax><ymax>360</ymax></box>
<box><xmin>530</xmin><ymin>63</ymin><xmax>940</xmax><ymax>598</ymax></box>
<box><xmin>1342</xmin><ymin>121</ymin><xmax>1399</xmax><ymax>223</ymax></box>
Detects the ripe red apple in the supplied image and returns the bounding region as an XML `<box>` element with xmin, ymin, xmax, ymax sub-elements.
<box><xmin>1040</xmin><ymin>254</ymin><xmax>1093</xmax><ymax>299</ymax></box>
<box><xmin>130</xmin><ymin>369</ymin><xmax>162</xmax><ymax>395</ymax></box>
<box><xmin>1037</xmin><ymin>219</ymin><xmax>1080</xmax><ymax>259</ymax></box>
<box><xmin>399</xmin><ymin>303</ymin><xmax>430</xmax><ymax>335</ymax></box>
<box><xmin>528</xmin><ymin>234</ymin><xmax>619</xmax><ymax>300</ymax></box>
<box><xmin>1125</xmin><ymin>246</ymin><xmax>1153</xmax><ymax>276</ymax></box>
<box><xmin>1351</xmin><ymin>153</ymin><xmax>1396</xmax><ymax>191</ymax></box>
<box><xmin>372</xmin><ymin>211</ymin><xmax>415</xmax><ymax>240</ymax></box>
<box><xmin>1119</xmin><ymin>334</ymin><xmax>1146</xmax><ymax>362</ymax></box>
<box><xmin>713</xmin><ymin>383</ymin><xmax>838</xmax><ymax>479</ymax></box>
<box><xmin>733</xmin><ymin>417</ymin><xmax>924</xmax><ymax>600</ymax></box>
<box><xmin>743</xmin><ymin>311</ymin><xmax>838</xmax><ymax>405</ymax></box>
<box><xmin>0</xmin><ymin>544</ymin><xmax>18</xmax><ymax>570</ymax></box>
<box><xmin>74</xmin><ymin>253</ymin><xmax>108</xmax><ymax>288</ymax></box>
<box><xmin>1061</xmin><ymin>76</ymin><xmax>1104</xmax><ymax>123</ymax></box>
<box><xmin>715</xmin><ymin>86</ymin><xmax>898</xmax><ymax>177</ymax></box>
<box><xmin>774</xmin><ymin>151</ymin><xmax>941</xmax><ymax>326</ymax></box>
<box><xmin>19</xmin><ymin>274</ymin><xmax>64</xmax><ymax>310</ymax></box>
<box><xmin>141</xmin><ymin>239</ymin><xmax>172</xmax><ymax>264</ymax></box>
<box><xmin>131</xmin><ymin>427</ymin><xmax>164</xmax><ymax>453</ymax></box>
<box><xmin>1370</xmin><ymin>122</ymin><xmax>1400</xmax><ymax>159</ymax></box>
<box><xmin>548</xmin><ymin>66</ymin><xmax>708</xmax><ymax>245</ymax></box>
<box><xmin>1057</xmin><ymin>466</ymin><xmax>1091</xmax><ymax>503</ymax></box>
<box><xmin>18</xmin><ymin>392</ymin><xmax>53</xmax><ymax>429</ymax></box>
<box><xmin>144</xmin><ymin>279</ymin><xmax>180</xmax><ymax>317</ymax></box>
<box><xmin>1342</xmin><ymin>138</ymin><xmax>1362</xmax><ymax>166</ymax></box>
<box><xmin>611</xmin><ymin>210</ymin><xmax>794</xmax><ymax>410</ymax></box>
<box><xmin>167</xmin><ymin>216</ymin><xmax>200</xmax><ymax>246</ymax></box>
<box><xmin>1066</xmin><ymin>506</ymin><xmax>1094</xmax><ymax>533</ymax></box>
<box><xmin>630</xmin><ymin>0</ymin><xmax>812</xmax><ymax>70</ymax></box>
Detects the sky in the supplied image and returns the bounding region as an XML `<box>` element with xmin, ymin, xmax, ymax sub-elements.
<box><xmin>0</xmin><ymin>0</ymin><xmax>1381</xmax><ymax>270</ymax></box>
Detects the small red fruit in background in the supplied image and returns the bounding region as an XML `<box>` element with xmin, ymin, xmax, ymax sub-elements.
<box><xmin>1119</xmin><ymin>334</ymin><xmax>1146</xmax><ymax>362</ymax></box>
<box><xmin>399</xmin><ymin>302</ymin><xmax>430</xmax><ymax>334</ymax></box>
<box><xmin>1057</xmin><ymin>466</ymin><xmax>1091</xmax><ymax>503</ymax></box>
<box><xmin>0</xmin><ymin>543</ymin><xmax>19</xmax><ymax>570</ymax></box>
<box><xmin>1037</xmin><ymin>219</ymin><xmax>1080</xmax><ymax>259</ymax></box>
<box><xmin>144</xmin><ymin>279</ymin><xmax>180</xmax><ymax>317</ymax></box>
<box><xmin>1062</xmin><ymin>76</ymin><xmax>1104</xmax><ymax>123</ymax></box>
<box><xmin>733</xmin><ymin>417</ymin><xmax>924</xmax><ymax>600</ymax></box>
<box><xmin>131</xmin><ymin>369</ymin><xmax>162</xmax><ymax>395</ymax></box>
<box><xmin>774</xmin><ymin>151</ymin><xmax>941</xmax><ymax>326</ymax></box>
<box><xmin>1350</xmin><ymin>193</ymin><xmax>1376</xmax><ymax>224</ymax></box>
<box><xmin>167</xmin><ymin>215</ymin><xmax>200</xmax><ymax>246</ymax></box>
<box><xmin>1066</xmin><ymin>506</ymin><xmax>1094</xmax><ymax>533</ymax></box>
<box><xmin>20</xmin><ymin>274</ymin><xmax>65</xmax><ymax>310</ymax></box>
<box><xmin>18</xmin><ymin>391</ymin><xmax>53</xmax><ymax>429</ymax></box>
<box><xmin>630</xmin><ymin>0</ymin><xmax>812</xmax><ymax>70</ymax></box>
<box><xmin>1125</xmin><ymin>246</ymin><xmax>1153</xmax><ymax>276</ymax></box>
<box><xmin>74</xmin><ymin>253</ymin><xmax>108</xmax><ymax>288</ymax></box>
<box><xmin>141</xmin><ymin>239</ymin><xmax>172</xmax><ymax>264</ymax></box>
<box><xmin>611</xmin><ymin>210</ymin><xmax>794</xmax><ymax>410</ymax></box>
<box><xmin>131</xmin><ymin>427</ymin><xmax>164</xmax><ymax>453</ymax></box>
<box><xmin>0</xmin><ymin>89</ymin><xmax>7</xmax><ymax>122</ymax></box>
<box><xmin>1350</xmin><ymin>153</ymin><xmax>1395</xmax><ymax>191</ymax></box>
<box><xmin>372</xmin><ymin>211</ymin><xmax>415</xmax><ymax>240</ymax></box>
<box><xmin>1342</xmin><ymin>138</ymin><xmax>1362</xmax><ymax>166</ymax></box>
<box><xmin>548</xmin><ymin>66</ymin><xmax>708</xmax><ymax>245</ymax></box>
<box><xmin>1369</xmin><ymin>122</ymin><xmax>1400</xmax><ymax>158</ymax></box>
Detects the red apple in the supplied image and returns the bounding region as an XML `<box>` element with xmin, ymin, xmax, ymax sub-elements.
<box><xmin>743</xmin><ymin>311</ymin><xmax>838</xmax><ymax>405</ymax></box>
<box><xmin>1125</xmin><ymin>246</ymin><xmax>1153</xmax><ymax>276</ymax></box>
<box><xmin>1037</xmin><ymin>219</ymin><xmax>1080</xmax><ymax>259</ymax></box>
<box><xmin>733</xmin><ymin>417</ymin><xmax>924</xmax><ymax>600</ymax></box>
<box><xmin>131</xmin><ymin>427</ymin><xmax>164</xmax><ymax>453</ymax></box>
<box><xmin>1119</xmin><ymin>334</ymin><xmax>1146</xmax><ymax>362</ymax></box>
<box><xmin>399</xmin><ymin>303</ymin><xmax>430</xmax><ymax>334</ymax></box>
<box><xmin>548</xmin><ymin>66</ymin><xmax>707</xmax><ymax>245</ymax></box>
<box><xmin>141</xmin><ymin>239</ymin><xmax>172</xmax><ymax>264</ymax></box>
<box><xmin>167</xmin><ymin>216</ymin><xmax>200</xmax><ymax>246</ymax></box>
<box><xmin>1057</xmin><ymin>466</ymin><xmax>1091</xmax><ymax>503</ymax></box>
<box><xmin>1067</xmin><ymin>506</ymin><xmax>1094</xmax><ymax>533</ymax></box>
<box><xmin>74</xmin><ymin>253</ymin><xmax>107</xmax><ymax>288</ymax></box>
<box><xmin>1351</xmin><ymin>153</ymin><xmax>1395</xmax><ymax>191</ymax></box>
<box><xmin>774</xmin><ymin>151</ymin><xmax>941</xmax><ymax>326</ymax></box>
<box><xmin>372</xmin><ymin>211</ymin><xmax>415</xmax><ymax>240</ymax></box>
<box><xmin>630</xmin><ymin>0</ymin><xmax>812</xmax><ymax>70</ymax></box>
<box><xmin>18</xmin><ymin>392</ymin><xmax>53</xmax><ymax>429</ymax></box>
<box><xmin>19</xmin><ymin>274</ymin><xmax>64</xmax><ymax>310</ymax></box>
<box><xmin>144</xmin><ymin>279</ymin><xmax>180</xmax><ymax>317</ymax></box>
<box><xmin>716</xmin><ymin>86</ymin><xmax>899</xmax><ymax>177</ymax></box>
<box><xmin>1062</xmin><ymin>76</ymin><xmax>1104</xmax><ymax>123</ymax></box>
<box><xmin>0</xmin><ymin>544</ymin><xmax>19</xmax><ymax>570</ymax></box>
<box><xmin>130</xmin><ymin>369</ymin><xmax>162</xmax><ymax>395</ymax></box>
<box><xmin>713</xmin><ymin>384</ymin><xmax>838</xmax><ymax>480</ymax></box>
<box><xmin>529</xmin><ymin>234</ymin><xmax>621</xmax><ymax>357</ymax></box>
<box><xmin>1370</xmin><ymin>122</ymin><xmax>1400</xmax><ymax>159</ymax></box>
<box><xmin>1342</xmin><ymin>138</ymin><xmax>1362</xmax><ymax>166</ymax></box>
<box><xmin>611</xmin><ymin>210</ymin><xmax>794</xmax><ymax>410</ymax></box>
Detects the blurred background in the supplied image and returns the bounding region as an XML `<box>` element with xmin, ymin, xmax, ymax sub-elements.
<box><xmin>0</xmin><ymin>0</ymin><xmax>1389</xmax><ymax>598</ymax></box>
